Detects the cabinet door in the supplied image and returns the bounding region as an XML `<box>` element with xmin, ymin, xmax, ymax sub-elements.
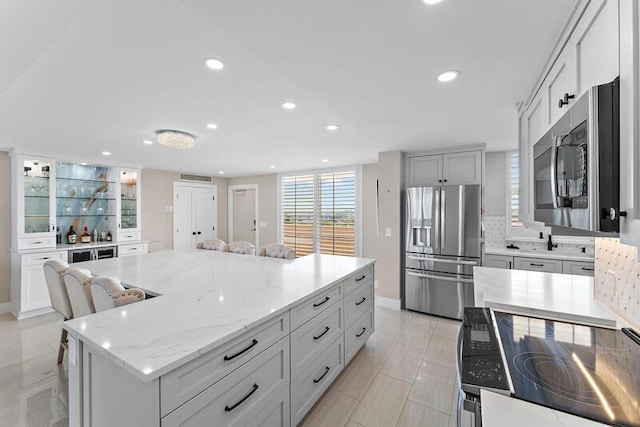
<box><xmin>195</xmin><ymin>187</ymin><xmax>217</xmax><ymax>246</ymax></box>
<box><xmin>484</xmin><ymin>254</ymin><xmax>513</xmax><ymax>269</ymax></box>
<box><xmin>408</xmin><ymin>155</ymin><xmax>442</xmax><ymax>187</ymax></box>
<box><xmin>16</xmin><ymin>156</ymin><xmax>56</xmax><ymax>247</ymax></box>
<box><xmin>546</xmin><ymin>48</ymin><xmax>575</xmax><ymax>126</ymax></box>
<box><xmin>22</xmin><ymin>263</ymin><xmax>52</xmax><ymax>312</ymax></box>
<box><xmin>526</xmin><ymin>92</ymin><xmax>547</xmax><ymax>146</ymax></box>
<box><xmin>117</xmin><ymin>168</ymin><xmax>141</xmax><ymax>240</ymax></box>
<box><xmin>518</xmin><ymin>113</ymin><xmax>532</xmax><ymax>223</ymax></box>
<box><xmin>442</xmin><ymin>151</ymin><xmax>481</xmax><ymax>185</ymax></box>
<box><xmin>174</xmin><ymin>186</ymin><xmax>196</xmax><ymax>250</ymax></box>
<box><xmin>571</xmin><ymin>0</ymin><xmax>619</xmax><ymax>97</ymax></box>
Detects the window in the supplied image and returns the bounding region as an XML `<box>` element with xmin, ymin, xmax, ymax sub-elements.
<box><xmin>509</xmin><ymin>151</ymin><xmax>522</xmax><ymax>228</ymax></box>
<box><xmin>281</xmin><ymin>169</ymin><xmax>358</xmax><ymax>257</ymax></box>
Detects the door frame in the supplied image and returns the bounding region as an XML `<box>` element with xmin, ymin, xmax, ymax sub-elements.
<box><xmin>173</xmin><ymin>181</ymin><xmax>218</xmax><ymax>250</ymax></box>
<box><xmin>228</xmin><ymin>184</ymin><xmax>259</xmax><ymax>252</ymax></box>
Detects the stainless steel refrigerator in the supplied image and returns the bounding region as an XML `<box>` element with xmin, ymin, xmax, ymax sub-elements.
<box><xmin>404</xmin><ymin>185</ymin><xmax>481</xmax><ymax>320</ymax></box>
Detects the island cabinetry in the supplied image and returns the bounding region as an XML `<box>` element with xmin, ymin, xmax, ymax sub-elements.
<box><xmin>344</xmin><ymin>277</ymin><xmax>374</xmax><ymax>328</ymax></box>
<box><xmin>160</xmin><ymin>314</ymin><xmax>289</xmax><ymax>417</ymax></box>
<box><xmin>162</xmin><ymin>338</ymin><xmax>290</xmax><ymax>427</ymax></box>
<box><xmin>345</xmin><ymin>309</ymin><xmax>374</xmax><ymax>364</ymax></box>
<box><xmin>290</xmin><ymin>283</ymin><xmax>343</xmax><ymax>330</ymax></box>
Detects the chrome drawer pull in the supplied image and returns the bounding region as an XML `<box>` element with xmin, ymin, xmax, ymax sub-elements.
<box><xmin>33</xmin><ymin>241</ymin><xmax>43</xmax><ymax>244</ymax></box>
<box><xmin>313</xmin><ymin>326</ymin><xmax>330</xmax><ymax>341</ymax></box>
<box><xmin>356</xmin><ymin>327</ymin><xmax>367</xmax><ymax>338</ymax></box>
<box><xmin>313</xmin><ymin>296</ymin><xmax>330</xmax><ymax>308</ymax></box>
<box><xmin>355</xmin><ymin>275</ymin><xmax>366</xmax><ymax>282</ymax></box>
<box><xmin>355</xmin><ymin>297</ymin><xmax>366</xmax><ymax>306</ymax></box>
<box><xmin>224</xmin><ymin>383</ymin><xmax>258</xmax><ymax>412</ymax></box>
<box><xmin>313</xmin><ymin>366</ymin><xmax>330</xmax><ymax>384</ymax></box>
<box><xmin>223</xmin><ymin>339</ymin><xmax>258</xmax><ymax>361</ymax></box>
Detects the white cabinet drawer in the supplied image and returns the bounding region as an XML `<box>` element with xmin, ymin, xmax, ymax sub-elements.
<box><xmin>291</xmin><ymin>336</ymin><xmax>344</xmax><ymax>426</ymax></box>
<box><xmin>117</xmin><ymin>230</ymin><xmax>141</xmax><ymax>242</ymax></box>
<box><xmin>345</xmin><ymin>308</ymin><xmax>374</xmax><ymax>365</ymax></box>
<box><xmin>161</xmin><ymin>337</ymin><xmax>289</xmax><ymax>427</ymax></box>
<box><xmin>562</xmin><ymin>260</ymin><xmax>595</xmax><ymax>276</ymax></box>
<box><xmin>22</xmin><ymin>250</ymin><xmax>66</xmax><ymax>266</ymax></box>
<box><xmin>290</xmin><ymin>283</ymin><xmax>342</xmax><ymax>331</ymax></box>
<box><xmin>17</xmin><ymin>236</ymin><xmax>56</xmax><ymax>251</ymax></box>
<box><xmin>290</xmin><ymin>302</ymin><xmax>342</xmax><ymax>380</ymax></box>
<box><xmin>484</xmin><ymin>254</ymin><xmax>514</xmax><ymax>269</ymax></box>
<box><xmin>344</xmin><ymin>279</ymin><xmax>373</xmax><ymax>329</ymax></box>
<box><xmin>513</xmin><ymin>257</ymin><xmax>563</xmax><ymax>273</ymax></box>
<box><xmin>118</xmin><ymin>242</ymin><xmax>148</xmax><ymax>257</ymax></box>
<box><xmin>343</xmin><ymin>265</ymin><xmax>373</xmax><ymax>295</ymax></box>
<box><xmin>160</xmin><ymin>314</ymin><xmax>289</xmax><ymax>417</ymax></box>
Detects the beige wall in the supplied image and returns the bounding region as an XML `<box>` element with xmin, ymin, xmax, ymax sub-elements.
<box><xmin>0</xmin><ymin>151</ymin><xmax>10</xmax><ymax>304</ymax></box>
<box><xmin>227</xmin><ymin>174</ymin><xmax>278</xmax><ymax>248</ymax></box>
<box><xmin>141</xmin><ymin>169</ymin><xmax>228</xmax><ymax>252</ymax></box>
<box><xmin>376</xmin><ymin>152</ymin><xmax>403</xmax><ymax>301</ymax></box>
<box><xmin>361</xmin><ymin>164</ymin><xmax>379</xmax><ymax>260</ymax></box>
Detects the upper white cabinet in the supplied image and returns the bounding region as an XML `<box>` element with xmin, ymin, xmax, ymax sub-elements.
<box><xmin>12</xmin><ymin>155</ymin><xmax>57</xmax><ymax>250</ymax></box>
<box><xmin>408</xmin><ymin>151</ymin><xmax>481</xmax><ymax>187</ymax></box>
<box><xmin>116</xmin><ymin>168</ymin><xmax>142</xmax><ymax>242</ymax></box>
<box><xmin>546</xmin><ymin>48</ymin><xmax>575</xmax><ymax>126</ymax></box>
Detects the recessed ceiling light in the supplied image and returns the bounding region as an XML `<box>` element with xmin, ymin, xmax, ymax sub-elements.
<box><xmin>437</xmin><ymin>70</ymin><xmax>460</xmax><ymax>82</ymax></box>
<box><xmin>206</xmin><ymin>123</ymin><xmax>218</xmax><ymax>130</ymax></box>
<box><xmin>80</xmin><ymin>162</ymin><xmax>88</xmax><ymax>166</ymax></box>
<box><xmin>326</xmin><ymin>124</ymin><xmax>339</xmax><ymax>131</ymax></box>
<box><xmin>282</xmin><ymin>102</ymin><xmax>296</xmax><ymax>110</ymax></box>
<box><xmin>322</xmin><ymin>159</ymin><xmax>329</xmax><ymax>163</ymax></box>
<box><xmin>270</xmin><ymin>165</ymin><xmax>276</xmax><ymax>169</ymax></box>
<box><xmin>219</xmin><ymin>171</ymin><xmax>224</xmax><ymax>175</ymax></box>
<box><xmin>102</xmin><ymin>151</ymin><xmax>112</xmax><ymax>156</ymax></box>
<box><xmin>423</xmin><ymin>0</ymin><xmax>444</xmax><ymax>4</ymax></box>
<box><xmin>143</xmin><ymin>140</ymin><xmax>153</xmax><ymax>145</ymax></box>
<box><xmin>204</xmin><ymin>58</ymin><xmax>224</xmax><ymax>70</ymax></box>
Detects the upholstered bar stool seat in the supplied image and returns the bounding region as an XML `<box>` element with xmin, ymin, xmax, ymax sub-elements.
<box><xmin>63</xmin><ymin>268</ymin><xmax>96</xmax><ymax>318</ymax></box>
<box><xmin>200</xmin><ymin>238</ymin><xmax>228</xmax><ymax>252</ymax></box>
<box><xmin>227</xmin><ymin>241</ymin><xmax>256</xmax><ymax>255</ymax></box>
<box><xmin>91</xmin><ymin>276</ymin><xmax>145</xmax><ymax>312</ymax></box>
<box><xmin>43</xmin><ymin>260</ymin><xmax>73</xmax><ymax>363</ymax></box>
<box><xmin>259</xmin><ymin>244</ymin><xmax>296</xmax><ymax>259</ymax></box>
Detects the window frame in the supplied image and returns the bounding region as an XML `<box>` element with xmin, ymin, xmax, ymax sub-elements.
<box><xmin>506</xmin><ymin>150</ymin><xmax>525</xmax><ymax>237</ymax></box>
<box><xmin>277</xmin><ymin>165</ymin><xmax>362</xmax><ymax>257</ymax></box>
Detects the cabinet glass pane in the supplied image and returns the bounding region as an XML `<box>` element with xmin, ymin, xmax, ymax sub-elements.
<box><xmin>120</xmin><ymin>171</ymin><xmax>138</xmax><ymax>230</ymax></box>
<box><xmin>56</xmin><ymin>163</ymin><xmax>115</xmax><ymax>238</ymax></box>
<box><xmin>23</xmin><ymin>160</ymin><xmax>51</xmax><ymax>234</ymax></box>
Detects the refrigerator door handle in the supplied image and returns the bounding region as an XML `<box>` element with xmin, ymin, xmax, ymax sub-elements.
<box><xmin>407</xmin><ymin>271</ymin><xmax>474</xmax><ymax>283</ymax></box>
<box><xmin>407</xmin><ymin>256</ymin><xmax>478</xmax><ymax>266</ymax></box>
<box><xmin>434</xmin><ymin>188</ymin><xmax>441</xmax><ymax>253</ymax></box>
<box><xmin>440</xmin><ymin>188</ymin><xmax>446</xmax><ymax>249</ymax></box>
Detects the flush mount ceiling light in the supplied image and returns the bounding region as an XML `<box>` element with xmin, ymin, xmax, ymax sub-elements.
<box><xmin>437</xmin><ymin>70</ymin><xmax>460</xmax><ymax>82</ymax></box>
<box><xmin>422</xmin><ymin>0</ymin><xmax>444</xmax><ymax>4</ymax></box>
<box><xmin>143</xmin><ymin>140</ymin><xmax>153</xmax><ymax>145</ymax></box>
<box><xmin>206</xmin><ymin>123</ymin><xmax>218</xmax><ymax>130</ymax></box>
<box><xmin>204</xmin><ymin>58</ymin><xmax>224</xmax><ymax>71</ymax></box>
<box><xmin>282</xmin><ymin>102</ymin><xmax>296</xmax><ymax>110</ymax></box>
<box><xmin>156</xmin><ymin>130</ymin><xmax>195</xmax><ymax>150</ymax></box>
<box><xmin>326</xmin><ymin>124</ymin><xmax>339</xmax><ymax>131</ymax></box>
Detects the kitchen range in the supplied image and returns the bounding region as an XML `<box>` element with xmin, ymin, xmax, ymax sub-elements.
<box><xmin>404</xmin><ymin>185</ymin><xmax>482</xmax><ymax>320</ymax></box>
<box><xmin>458</xmin><ymin>307</ymin><xmax>640</xmax><ymax>427</ymax></box>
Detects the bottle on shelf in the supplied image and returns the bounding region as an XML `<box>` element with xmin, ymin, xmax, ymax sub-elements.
<box><xmin>93</xmin><ymin>228</ymin><xmax>98</xmax><ymax>243</ymax></box>
<box><xmin>56</xmin><ymin>227</ymin><xmax>62</xmax><ymax>245</ymax></box>
<box><xmin>67</xmin><ymin>226</ymin><xmax>77</xmax><ymax>244</ymax></box>
<box><xmin>106</xmin><ymin>231</ymin><xmax>112</xmax><ymax>242</ymax></box>
<box><xmin>81</xmin><ymin>226</ymin><xmax>91</xmax><ymax>243</ymax></box>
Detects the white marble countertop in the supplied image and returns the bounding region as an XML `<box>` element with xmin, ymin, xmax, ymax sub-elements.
<box><xmin>63</xmin><ymin>250</ymin><xmax>374</xmax><ymax>382</ymax></box>
<box><xmin>481</xmin><ymin>390</ymin><xmax>607</xmax><ymax>427</ymax></box>
<box><xmin>485</xmin><ymin>245</ymin><xmax>594</xmax><ymax>262</ymax></box>
<box><xmin>473</xmin><ymin>267</ymin><xmax>628</xmax><ymax>328</ymax></box>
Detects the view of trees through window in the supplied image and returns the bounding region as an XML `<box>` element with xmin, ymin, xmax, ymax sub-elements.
<box><xmin>281</xmin><ymin>171</ymin><xmax>356</xmax><ymax>257</ymax></box>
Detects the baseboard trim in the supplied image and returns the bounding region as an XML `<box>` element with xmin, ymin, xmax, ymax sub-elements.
<box><xmin>375</xmin><ymin>296</ymin><xmax>401</xmax><ymax>310</ymax></box>
<box><xmin>0</xmin><ymin>302</ymin><xmax>12</xmax><ymax>315</ymax></box>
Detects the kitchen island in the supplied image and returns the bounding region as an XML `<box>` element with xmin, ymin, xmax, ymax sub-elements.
<box><xmin>63</xmin><ymin>250</ymin><xmax>375</xmax><ymax>427</ymax></box>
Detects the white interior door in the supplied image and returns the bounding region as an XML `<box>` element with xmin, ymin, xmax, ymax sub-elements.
<box><xmin>233</xmin><ymin>189</ymin><xmax>256</xmax><ymax>244</ymax></box>
<box><xmin>174</xmin><ymin>185</ymin><xmax>194</xmax><ymax>250</ymax></box>
<box><xmin>195</xmin><ymin>187</ymin><xmax>217</xmax><ymax>245</ymax></box>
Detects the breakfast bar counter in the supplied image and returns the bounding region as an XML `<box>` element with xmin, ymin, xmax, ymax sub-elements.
<box><xmin>64</xmin><ymin>250</ymin><xmax>375</xmax><ymax>426</ymax></box>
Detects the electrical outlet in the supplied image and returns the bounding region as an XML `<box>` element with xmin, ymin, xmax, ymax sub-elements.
<box><xmin>165</xmin><ymin>205</ymin><xmax>173</xmax><ymax>212</ymax></box>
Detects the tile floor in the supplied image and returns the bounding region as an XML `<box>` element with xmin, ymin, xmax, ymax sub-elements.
<box><xmin>0</xmin><ymin>307</ymin><xmax>461</xmax><ymax>427</ymax></box>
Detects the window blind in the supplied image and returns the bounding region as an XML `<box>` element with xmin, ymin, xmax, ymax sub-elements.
<box><xmin>510</xmin><ymin>152</ymin><xmax>522</xmax><ymax>227</ymax></box>
<box><xmin>281</xmin><ymin>170</ymin><xmax>357</xmax><ymax>257</ymax></box>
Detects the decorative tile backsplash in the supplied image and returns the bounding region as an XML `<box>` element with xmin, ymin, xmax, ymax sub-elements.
<box><xmin>594</xmin><ymin>237</ymin><xmax>640</xmax><ymax>329</ymax></box>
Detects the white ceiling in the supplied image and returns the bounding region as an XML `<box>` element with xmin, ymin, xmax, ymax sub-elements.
<box><xmin>0</xmin><ymin>0</ymin><xmax>577</xmax><ymax>177</ymax></box>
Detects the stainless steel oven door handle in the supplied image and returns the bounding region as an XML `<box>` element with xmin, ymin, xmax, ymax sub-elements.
<box><xmin>407</xmin><ymin>256</ymin><xmax>478</xmax><ymax>266</ymax></box>
<box><xmin>550</xmin><ymin>135</ymin><xmax>559</xmax><ymax>209</ymax></box>
<box><xmin>407</xmin><ymin>271</ymin><xmax>474</xmax><ymax>283</ymax></box>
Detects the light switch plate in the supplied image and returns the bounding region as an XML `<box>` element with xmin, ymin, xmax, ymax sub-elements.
<box><xmin>385</xmin><ymin>227</ymin><xmax>392</xmax><ymax>237</ymax></box>
<box><xmin>68</xmin><ymin>336</ymin><xmax>77</xmax><ymax>367</ymax></box>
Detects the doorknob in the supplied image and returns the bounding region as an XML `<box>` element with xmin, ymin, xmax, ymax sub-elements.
<box><xmin>192</xmin><ymin>232</ymin><xmax>196</xmax><ymax>235</ymax></box>
<box><xmin>197</xmin><ymin>231</ymin><xmax>202</xmax><ymax>235</ymax></box>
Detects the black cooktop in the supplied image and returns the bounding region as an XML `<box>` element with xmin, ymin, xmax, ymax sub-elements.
<box><xmin>495</xmin><ymin>312</ymin><xmax>640</xmax><ymax>427</ymax></box>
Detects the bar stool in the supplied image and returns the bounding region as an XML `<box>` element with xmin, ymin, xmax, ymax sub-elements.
<box><xmin>259</xmin><ymin>244</ymin><xmax>296</xmax><ymax>259</ymax></box>
<box><xmin>43</xmin><ymin>260</ymin><xmax>73</xmax><ymax>364</ymax></box>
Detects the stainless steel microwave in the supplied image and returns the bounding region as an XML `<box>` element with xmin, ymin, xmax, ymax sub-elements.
<box><xmin>533</xmin><ymin>78</ymin><xmax>620</xmax><ymax>233</ymax></box>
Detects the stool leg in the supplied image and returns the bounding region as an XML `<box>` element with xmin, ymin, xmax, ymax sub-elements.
<box><xmin>58</xmin><ymin>329</ymin><xmax>68</xmax><ymax>364</ymax></box>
